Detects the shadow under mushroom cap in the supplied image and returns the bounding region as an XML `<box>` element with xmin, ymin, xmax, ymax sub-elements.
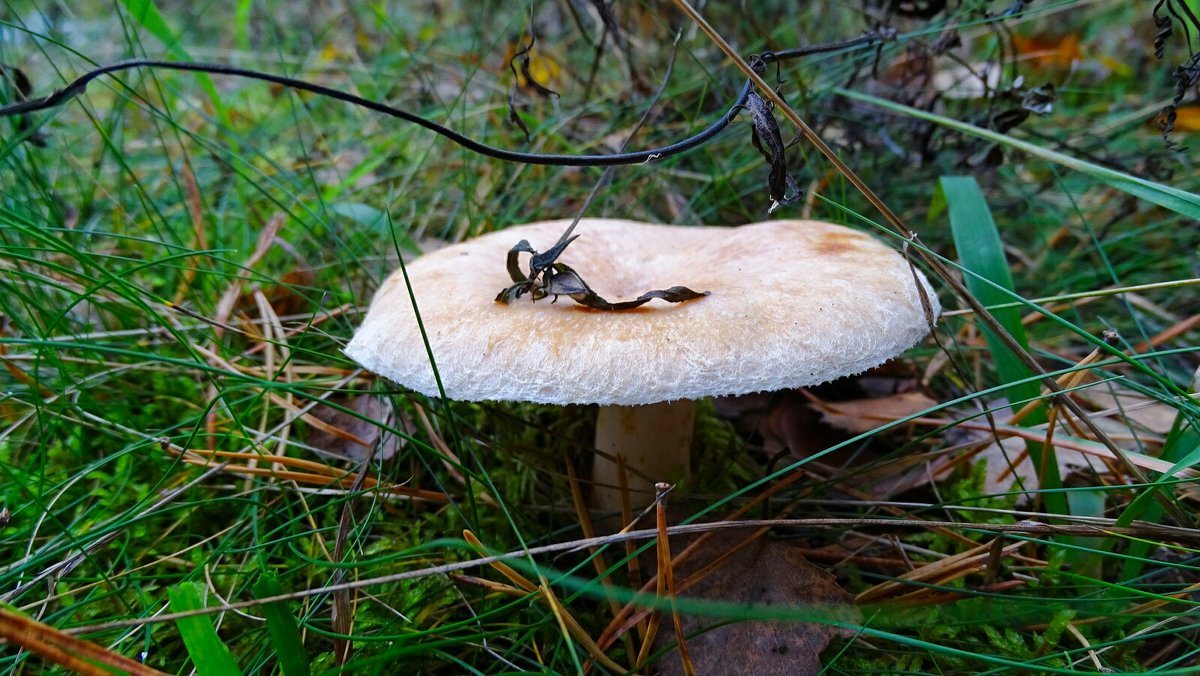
<box><xmin>346</xmin><ymin>219</ymin><xmax>941</xmax><ymax>405</ymax></box>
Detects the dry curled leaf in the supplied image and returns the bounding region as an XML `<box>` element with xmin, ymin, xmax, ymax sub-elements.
<box><xmin>502</xmin><ymin>37</ymin><xmax>562</xmax><ymax>95</ymax></box>
<box><xmin>495</xmin><ymin>234</ymin><xmax>708</xmax><ymax>310</ymax></box>
<box><xmin>1166</xmin><ymin>104</ymin><xmax>1200</xmax><ymax>132</ymax></box>
<box><xmin>745</xmin><ymin>92</ymin><xmax>800</xmax><ymax>213</ymax></box>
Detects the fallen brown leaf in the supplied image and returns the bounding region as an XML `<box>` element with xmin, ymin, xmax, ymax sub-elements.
<box><xmin>1012</xmin><ymin>32</ymin><xmax>1082</xmax><ymax>69</ymax></box>
<box><xmin>717</xmin><ymin>376</ymin><xmax>943</xmax><ymax>498</ymax></box>
<box><xmin>813</xmin><ymin>391</ymin><xmax>939</xmax><ymax>435</ymax></box>
<box><xmin>1073</xmin><ymin>384</ymin><xmax>1181</xmax><ymax>436</ymax></box>
<box><xmin>655</xmin><ymin>531</ymin><xmax>857</xmax><ymax>676</ymax></box>
<box><xmin>264</xmin><ymin>266</ymin><xmax>316</xmax><ymax>318</ymax></box>
<box><xmin>306</xmin><ymin>394</ymin><xmax>403</xmax><ymax>462</ymax></box>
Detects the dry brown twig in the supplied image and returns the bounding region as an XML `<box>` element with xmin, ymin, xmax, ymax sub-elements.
<box><xmin>54</xmin><ymin>515</ymin><xmax>1199</xmax><ymax>639</ymax></box>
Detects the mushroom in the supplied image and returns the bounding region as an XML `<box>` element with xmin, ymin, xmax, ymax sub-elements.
<box><xmin>346</xmin><ymin>219</ymin><xmax>939</xmax><ymax>517</ymax></box>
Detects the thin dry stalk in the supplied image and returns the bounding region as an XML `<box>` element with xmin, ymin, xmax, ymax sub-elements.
<box><xmin>170</xmin><ymin>159</ymin><xmax>208</xmax><ymax>305</ymax></box>
<box><xmin>60</xmin><ymin>517</ymin><xmax>1199</xmax><ymax>637</ymax></box>
<box><xmin>595</xmin><ymin>472</ymin><xmax>805</xmax><ymax>652</ymax></box>
<box><xmin>657</xmin><ymin>483</ymin><xmax>695</xmax><ymax>675</ymax></box>
<box><xmin>565</xmin><ymin>458</ymin><xmax>639</xmax><ymax>661</ymax></box>
<box><xmin>462</xmin><ymin>530</ymin><xmax>627</xmax><ymax>673</ymax></box>
<box><xmin>857</xmin><ymin>539</ymin><xmax>1025</xmax><ymax>604</ymax></box>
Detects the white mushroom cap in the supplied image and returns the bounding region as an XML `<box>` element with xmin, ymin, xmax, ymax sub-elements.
<box><xmin>346</xmin><ymin>219</ymin><xmax>939</xmax><ymax>405</ymax></box>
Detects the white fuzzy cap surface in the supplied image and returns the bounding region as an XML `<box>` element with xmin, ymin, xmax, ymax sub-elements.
<box><xmin>345</xmin><ymin>219</ymin><xmax>940</xmax><ymax>405</ymax></box>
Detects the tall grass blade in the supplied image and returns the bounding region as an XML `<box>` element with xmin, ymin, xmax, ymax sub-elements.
<box><xmin>119</xmin><ymin>0</ymin><xmax>237</xmax><ymax>140</ymax></box>
<box><xmin>839</xmin><ymin>88</ymin><xmax>1200</xmax><ymax>220</ymax></box>
<box><xmin>938</xmin><ymin>176</ymin><xmax>1066</xmax><ymax>516</ymax></box>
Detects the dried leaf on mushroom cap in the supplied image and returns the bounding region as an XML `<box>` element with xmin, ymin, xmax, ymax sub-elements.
<box><xmin>495</xmin><ymin>231</ymin><xmax>707</xmax><ymax>310</ymax></box>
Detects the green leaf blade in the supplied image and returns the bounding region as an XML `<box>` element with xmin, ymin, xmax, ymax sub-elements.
<box><xmin>167</xmin><ymin>582</ymin><xmax>245</xmax><ymax>676</ymax></box>
<box><xmin>253</xmin><ymin>570</ymin><xmax>311</xmax><ymax>676</ymax></box>
<box><xmin>939</xmin><ymin>176</ymin><xmax>1066</xmax><ymax>515</ymax></box>
<box><xmin>839</xmin><ymin>87</ymin><xmax>1200</xmax><ymax>220</ymax></box>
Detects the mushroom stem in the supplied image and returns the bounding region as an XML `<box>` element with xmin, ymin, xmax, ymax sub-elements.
<box><xmin>592</xmin><ymin>401</ymin><xmax>695</xmax><ymax>518</ymax></box>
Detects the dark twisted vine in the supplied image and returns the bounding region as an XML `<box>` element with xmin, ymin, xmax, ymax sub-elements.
<box><xmin>506</xmin><ymin>6</ymin><xmax>560</xmax><ymax>143</ymax></box>
<box><xmin>0</xmin><ymin>32</ymin><xmax>890</xmax><ymax>168</ymax></box>
<box><xmin>1</xmin><ymin>31</ymin><xmax>890</xmax><ymax>311</ymax></box>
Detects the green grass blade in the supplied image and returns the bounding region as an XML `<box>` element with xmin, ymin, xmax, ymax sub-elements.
<box><xmin>937</xmin><ymin>176</ymin><xmax>1066</xmax><ymax>516</ymax></box>
<box><xmin>119</xmin><ymin>0</ymin><xmax>237</xmax><ymax>143</ymax></box>
<box><xmin>253</xmin><ymin>570</ymin><xmax>311</xmax><ymax>676</ymax></box>
<box><xmin>235</xmin><ymin>0</ymin><xmax>254</xmax><ymax>53</ymax></box>
<box><xmin>120</xmin><ymin>0</ymin><xmax>185</xmax><ymax>53</ymax></box>
<box><xmin>167</xmin><ymin>582</ymin><xmax>245</xmax><ymax>676</ymax></box>
<box><xmin>838</xmin><ymin>87</ymin><xmax>1200</xmax><ymax>220</ymax></box>
<box><xmin>937</xmin><ymin>177</ymin><xmax>1039</xmax><ymax>400</ymax></box>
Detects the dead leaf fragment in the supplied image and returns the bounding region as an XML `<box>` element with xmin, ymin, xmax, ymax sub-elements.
<box><xmin>1012</xmin><ymin>32</ymin><xmax>1082</xmax><ymax>70</ymax></box>
<box><xmin>1167</xmin><ymin>105</ymin><xmax>1200</xmax><ymax>132</ymax></box>
<box><xmin>501</xmin><ymin>39</ymin><xmax>563</xmax><ymax>94</ymax></box>
<box><xmin>1073</xmin><ymin>384</ymin><xmax>1181</xmax><ymax>436</ymax></box>
<box><xmin>306</xmin><ymin>394</ymin><xmax>402</xmax><ymax>461</ymax></box>
<box><xmin>814</xmin><ymin>391</ymin><xmax>938</xmax><ymax>435</ymax></box>
<box><xmin>932</xmin><ymin>62</ymin><xmax>1002</xmax><ymax>100</ymax></box>
<box><xmin>655</xmin><ymin>531</ymin><xmax>858</xmax><ymax>676</ymax></box>
<box><xmin>966</xmin><ymin>421</ymin><xmax>1099</xmax><ymax>496</ymax></box>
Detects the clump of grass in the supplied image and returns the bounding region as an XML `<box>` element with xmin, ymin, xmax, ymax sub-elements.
<box><xmin>2</xmin><ymin>0</ymin><xmax>1199</xmax><ymax>673</ymax></box>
